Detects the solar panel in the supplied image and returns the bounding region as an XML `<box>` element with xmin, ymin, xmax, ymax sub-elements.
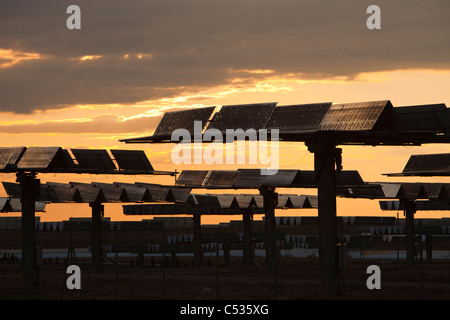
<box><xmin>203</xmin><ymin>170</ymin><xmax>240</xmax><ymax>188</ymax></box>
<box><xmin>175</xmin><ymin>170</ymin><xmax>209</xmax><ymax>187</ymax></box>
<box><xmin>403</xmin><ymin>154</ymin><xmax>450</xmax><ymax>174</ymax></box>
<box><xmin>189</xmin><ymin>194</ymin><xmax>222</xmax><ymax>208</ymax></box>
<box><xmin>71</xmin><ymin>149</ymin><xmax>116</xmax><ymax>171</ymax></box>
<box><xmin>0</xmin><ymin>197</ymin><xmax>12</xmax><ymax>212</ymax></box>
<box><xmin>207</xmin><ymin>102</ymin><xmax>277</xmax><ymax>132</ymax></box>
<box><xmin>153</xmin><ymin>106</ymin><xmax>216</xmax><ymax>139</ymax></box>
<box><xmin>262</xmin><ymin>170</ymin><xmax>303</xmax><ymax>187</ymax></box>
<box><xmin>0</xmin><ymin>147</ymin><xmax>26</xmax><ymax>170</ymax></box>
<box><xmin>110</xmin><ymin>149</ymin><xmax>154</xmax><ymax>171</ymax></box>
<box><xmin>395</xmin><ymin>104</ymin><xmax>450</xmax><ymax>132</ymax></box>
<box><xmin>2</xmin><ymin>182</ymin><xmax>22</xmax><ymax>198</ymax></box>
<box><xmin>45</xmin><ymin>182</ymin><xmax>82</xmax><ymax>202</ymax></box>
<box><xmin>166</xmin><ymin>187</ymin><xmax>192</xmax><ymax>203</ymax></box>
<box><xmin>264</xmin><ymin>103</ymin><xmax>332</xmax><ymax>133</ymax></box>
<box><xmin>113</xmin><ymin>182</ymin><xmax>152</xmax><ymax>202</ymax></box>
<box><xmin>135</xmin><ymin>183</ymin><xmax>171</xmax><ymax>202</ymax></box>
<box><xmin>234</xmin><ymin>169</ymin><xmax>266</xmax><ymax>188</ymax></box>
<box><xmin>318</xmin><ymin>100</ymin><xmax>393</xmax><ymax>132</ymax></box>
<box><xmin>16</xmin><ymin>147</ymin><xmax>75</xmax><ymax>170</ymax></box>
<box><xmin>91</xmin><ymin>182</ymin><xmax>129</xmax><ymax>202</ymax></box>
<box><xmin>69</xmin><ymin>182</ymin><xmax>106</xmax><ymax>203</ymax></box>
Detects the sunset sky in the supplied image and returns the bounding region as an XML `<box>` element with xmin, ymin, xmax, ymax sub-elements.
<box><xmin>0</xmin><ymin>1</ymin><xmax>449</xmax><ymax>223</ymax></box>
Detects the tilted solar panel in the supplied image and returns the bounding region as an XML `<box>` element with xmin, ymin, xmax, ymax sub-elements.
<box><xmin>402</xmin><ymin>153</ymin><xmax>450</xmax><ymax>174</ymax></box>
<box><xmin>110</xmin><ymin>149</ymin><xmax>154</xmax><ymax>171</ymax></box>
<box><xmin>207</xmin><ymin>102</ymin><xmax>277</xmax><ymax>132</ymax></box>
<box><xmin>318</xmin><ymin>100</ymin><xmax>393</xmax><ymax>132</ymax></box>
<box><xmin>175</xmin><ymin>170</ymin><xmax>209</xmax><ymax>187</ymax></box>
<box><xmin>203</xmin><ymin>170</ymin><xmax>240</xmax><ymax>188</ymax></box>
<box><xmin>153</xmin><ymin>106</ymin><xmax>216</xmax><ymax>139</ymax></box>
<box><xmin>17</xmin><ymin>147</ymin><xmax>75</xmax><ymax>170</ymax></box>
<box><xmin>0</xmin><ymin>147</ymin><xmax>26</xmax><ymax>170</ymax></box>
<box><xmin>71</xmin><ymin>149</ymin><xmax>117</xmax><ymax>171</ymax></box>
<box><xmin>264</xmin><ymin>103</ymin><xmax>332</xmax><ymax>133</ymax></box>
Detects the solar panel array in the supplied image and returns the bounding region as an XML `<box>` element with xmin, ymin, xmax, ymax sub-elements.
<box><xmin>121</xmin><ymin>100</ymin><xmax>450</xmax><ymax>145</ymax></box>
<box><xmin>123</xmin><ymin>193</ymin><xmax>318</xmax><ymax>216</ymax></box>
<box><xmin>0</xmin><ymin>147</ymin><xmax>170</xmax><ymax>175</ymax></box>
<box><xmin>0</xmin><ymin>197</ymin><xmax>46</xmax><ymax>212</ymax></box>
<box><xmin>1</xmin><ymin>181</ymin><xmax>192</xmax><ymax>204</ymax></box>
<box><xmin>176</xmin><ymin>169</ymin><xmax>366</xmax><ymax>188</ymax></box>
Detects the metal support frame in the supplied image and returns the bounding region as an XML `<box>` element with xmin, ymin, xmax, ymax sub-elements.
<box><xmin>90</xmin><ymin>201</ymin><xmax>104</xmax><ymax>268</ymax></box>
<box><xmin>260</xmin><ymin>186</ymin><xmax>277</xmax><ymax>272</ymax></box>
<box><xmin>403</xmin><ymin>199</ymin><xmax>416</xmax><ymax>266</ymax></box>
<box><xmin>193</xmin><ymin>213</ymin><xmax>202</xmax><ymax>267</ymax></box>
<box><xmin>16</xmin><ymin>171</ymin><xmax>39</xmax><ymax>288</ymax></box>
<box><xmin>307</xmin><ymin>142</ymin><xmax>341</xmax><ymax>296</ymax></box>
<box><xmin>243</xmin><ymin>207</ymin><xmax>254</xmax><ymax>266</ymax></box>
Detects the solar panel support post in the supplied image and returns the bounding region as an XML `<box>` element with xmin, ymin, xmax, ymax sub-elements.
<box><xmin>402</xmin><ymin>199</ymin><xmax>416</xmax><ymax>266</ymax></box>
<box><xmin>193</xmin><ymin>213</ymin><xmax>202</xmax><ymax>267</ymax></box>
<box><xmin>306</xmin><ymin>142</ymin><xmax>339</xmax><ymax>297</ymax></box>
<box><xmin>16</xmin><ymin>171</ymin><xmax>39</xmax><ymax>289</ymax></box>
<box><xmin>90</xmin><ymin>201</ymin><xmax>104</xmax><ymax>269</ymax></box>
<box><xmin>259</xmin><ymin>186</ymin><xmax>277</xmax><ymax>272</ymax></box>
<box><xmin>243</xmin><ymin>207</ymin><xmax>254</xmax><ymax>266</ymax></box>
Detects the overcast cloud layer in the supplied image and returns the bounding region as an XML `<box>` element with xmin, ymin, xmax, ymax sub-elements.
<box><xmin>0</xmin><ymin>0</ymin><xmax>449</xmax><ymax>113</ymax></box>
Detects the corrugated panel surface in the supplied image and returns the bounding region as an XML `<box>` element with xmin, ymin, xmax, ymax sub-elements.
<box><xmin>46</xmin><ymin>182</ymin><xmax>81</xmax><ymax>202</ymax></box>
<box><xmin>264</xmin><ymin>103</ymin><xmax>331</xmax><ymax>133</ymax></box>
<box><xmin>71</xmin><ymin>149</ymin><xmax>117</xmax><ymax>171</ymax></box>
<box><xmin>113</xmin><ymin>182</ymin><xmax>150</xmax><ymax>202</ymax></box>
<box><xmin>207</xmin><ymin>102</ymin><xmax>277</xmax><ymax>132</ymax></box>
<box><xmin>167</xmin><ymin>187</ymin><xmax>192</xmax><ymax>203</ymax></box>
<box><xmin>16</xmin><ymin>147</ymin><xmax>62</xmax><ymax>169</ymax></box>
<box><xmin>318</xmin><ymin>101</ymin><xmax>390</xmax><ymax>131</ymax></box>
<box><xmin>175</xmin><ymin>170</ymin><xmax>209</xmax><ymax>187</ymax></box>
<box><xmin>110</xmin><ymin>149</ymin><xmax>154</xmax><ymax>171</ymax></box>
<box><xmin>69</xmin><ymin>182</ymin><xmax>105</xmax><ymax>203</ymax></box>
<box><xmin>91</xmin><ymin>182</ymin><xmax>128</xmax><ymax>202</ymax></box>
<box><xmin>135</xmin><ymin>183</ymin><xmax>170</xmax><ymax>202</ymax></box>
<box><xmin>153</xmin><ymin>106</ymin><xmax>216</xmax><ymax>138</ymax></box>
<box><xmin>0</xmin><ymin>147</ymin><xmax>25</xmax><ymax>170</ymax></box>
<box><xmin>403</xmin><ymin>154</ymin><xmax>450</xmax><ymax>173</ymax></box>
<box><xmin>204</xmin><ymin>170</ymin><xmax>240</xmax><ymax>187</ymax></box>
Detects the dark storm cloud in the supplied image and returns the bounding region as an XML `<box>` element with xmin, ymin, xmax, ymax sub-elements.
<box><xmin>0</xmin><ymin>0</ymin><xmax>449</xmax><ymax>113</ymax></box>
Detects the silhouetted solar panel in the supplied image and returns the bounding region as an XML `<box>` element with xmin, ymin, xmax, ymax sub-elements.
<box><xmin>337</xmin><ymin>185</ymin><xmax>385</xmax><ymax>199</ymax></box>
<box><xmin>113</xmin><ymin>182</ymin><xmax>152</xmax><ymax>202</ymax></box>
<box><xmin>45</xmin><ymin>182</ymin><xmax>82</xmax><ymax>202</ymax></box>
<box><xmin>264</xmin><ymin>103</ymin><xmax>331</xmax><ymax>133</ymax></box>
<box><xmin>110</xmin><ymin>149</ymin><xmax>154</xmax><ymax>171</ymax></box>
<box><xmin>166</xmin><ymin>187</ymin><xmax>192</xmax><ymax>203</ymax></box>
<box><xmin>234</xmin><ymin>169</ymin><xmax>266</xmax><ymax>188</ymax></box>
<box><xmin>91</xmin><ymin>182</ymin><xmax>129</xmax><ymax>202</ymax></box>
<box><xmin>71</xmin><ymin>149</ymin><xmax>116</xmax><ymax>171</ymax></box>
<box><xmin>69</xmin><ymin>182</ymin><xmax>106</xmax><ymax>203</ymax></box>
<box><xmin>0</xmin><ymin>197</ymin><xmax>12</xmax><ymax>212</ymax></box>
<box><xmin>2</xmin><ymin>182</ymin><xmax>22</xmax><ymax>198</ymax></box>
<box><xmin>0</xmin><ymin>147</ymin><xmax>25</xmax><ymax>170</ymax></box>
<box><xmin>395</xmin><ymin>104</ymin><xmax>450</xmax><ymax>132</ymax></box>
<box><xmin>135</xmin><ymin>183</ymin><xmax>171</xmax><ymax>202</ymax></box>
<box><xmin>175</xmin><ymin>170</ymin><xmax>209</xmax><ymax>187</ymax></box>
<box><xmin>153</xmin><ymin>106</ymin><xmax>216</xmax><ymax>139</ymax></box>
<box><xmin>204</xmin><ymin>170</ymin><xmax>240</xmax><ymax>188</ymax></box>
<box><xmin>318</xmin><ymin>101</ymin><xmax>393</xmax><ymax>132</ymax></box>
<box><xmin>403</xmin><ymin>153</ymin><xmax>450</xmax><ymax>174</ymax></box>
<box><xmin>7</xmin><ymin>198</ymin><xmax>46</xmax><ymax>212</ymax></box>
<box><xmin>189</xmin><ymin>194</ymin><xmax>222</xmax><ymax>208</ymax></box>
<box><xmin>262</xmin><ymin>170</ymin><xmax>303</xmax><ymax>187</ymax></box>
<box><xmin>380</xmin><ymin>200</ymin><xmax>450</xmax><ymax>211</ymax></box>
<box><xmin>208</xmin><ymin>102</ymin><xmax>277</xmax><ymax>132</ymax></box>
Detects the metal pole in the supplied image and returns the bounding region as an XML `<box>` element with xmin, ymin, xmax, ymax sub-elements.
<box><xmin>17</xmin><ymin>171</ymin><xmax>38</xmax><ymax>290</ymax></box>
<box><xmin>90</xmin><ymin>201</ymin><xmax>104</xmax><ymax>269</ymax></box>
<box><xmin>243</xmin><ymin>208</ymin><xmax>253</xmax><ymax>266</ymax></box>
<box><xmin>260</xmin><ymin>186</ymin><xmax>277</xmax><ymax>272</ymax></box>
<box><xmin>307</xmin><ymin>142</ymin><xmax>339</xmax><ymax>297</ymax></box>
<box><xmin>404</xmin><ymin>200</ymin><xmax>416</xmax><ymax>266</ymax></box>
<box><xmin>193</xmin><ymin>213</ymin><xmax>202</xmax><ymax>267</ymax></box>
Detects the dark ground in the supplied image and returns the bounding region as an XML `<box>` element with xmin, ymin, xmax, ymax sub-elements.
<box><xmin>1</xmin><ymin>255</ymin><xmax>450</xmax><ymax>300</ymax></box>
